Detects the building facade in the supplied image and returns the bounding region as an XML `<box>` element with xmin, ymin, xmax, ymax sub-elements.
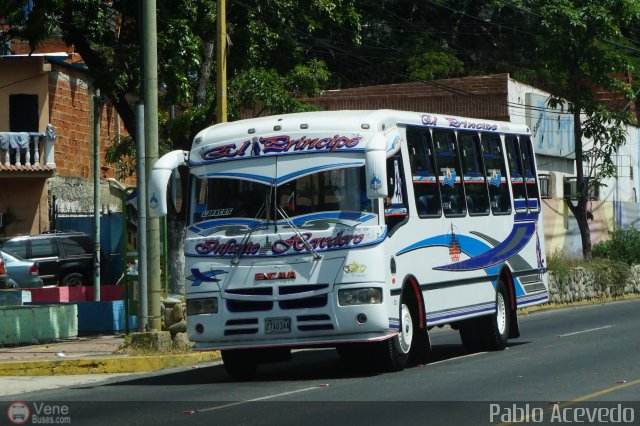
<box><xmin>300</xmin><ymin>74</ymin><xmax>640</xmax><ymax>257</ymax></box>
<box><xmin>0</xmin><ymin>53</ymin><xmax>125</xmax><ymax>238</ymax></box>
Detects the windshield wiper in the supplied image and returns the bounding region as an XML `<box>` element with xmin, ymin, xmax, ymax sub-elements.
<box><xmin>231</xmin><ymin>201</ymin><xmax>268</xmax><ymax>265</ymax></box>
<box><xmin>276</xmin><ymin>204</ymin><xmax>322</xmax><ymax>261</ymax></box>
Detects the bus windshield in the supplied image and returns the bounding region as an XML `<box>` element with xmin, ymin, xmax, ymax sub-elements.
<box><xmin>190</xmin><ymin>166</ymin><xmax>377</xmax><ymax>225</ymax></box>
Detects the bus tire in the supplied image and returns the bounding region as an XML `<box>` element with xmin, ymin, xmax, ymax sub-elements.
<box><xmin>376</xmin><ymin>302</ymin><xmax>412</xmax><ymax>372</ymax></box>
<box><xmin>221</xmin><ymin>349</ymin><xmax>258</xmax><ymax>381</ymax></box>
<box><xmin>459</xmin><ymin>283</ymin><xmax>511</xmax><ymax>352</ymax></box>
<box><xmin>483</xmin><ymin>282</ymin><xmax>510</xmax><ymax>350</ymax></box>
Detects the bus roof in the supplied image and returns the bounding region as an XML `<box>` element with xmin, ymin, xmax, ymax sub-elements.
<box><xmin>189</xmin><ymin>110</ymin><xmax>530</xmax><ymax>167</ymax></box>
<box><xmin>193</xmin><ymin>110</ymin><xmax>529</xmax><ymax>146</ymax></box>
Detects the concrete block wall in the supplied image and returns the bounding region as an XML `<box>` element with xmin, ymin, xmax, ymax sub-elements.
<box><xmin>547</xmin><ymin>265</ymin><xmax>640</xmax><ymax>304</ymax></box>
<box><xmin>0</xmin><ymin>304</ymin><xmax>78</xmax><ymax>345</ymax></box>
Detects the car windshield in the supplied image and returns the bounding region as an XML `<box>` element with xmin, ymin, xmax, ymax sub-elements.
<box><xmin>190</xmin><ymin>166</ymin><xmax>377</xmax><ymax>224</ymax></box>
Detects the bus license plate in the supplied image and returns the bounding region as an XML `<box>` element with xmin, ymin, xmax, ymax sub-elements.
<box><xmin>265</xmin><ymin>317</ymin><xmax>291</xmax><ymax>334</ymax></box>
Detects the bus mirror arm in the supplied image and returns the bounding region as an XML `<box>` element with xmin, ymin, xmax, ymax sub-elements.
<box><xmin>148</xmin><ymin>150</ymin><xmax>188</xmax><ymax>217</ymax></box>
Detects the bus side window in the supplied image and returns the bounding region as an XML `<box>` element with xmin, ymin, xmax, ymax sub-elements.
<box><xmin>459</xmin><ymin>132</ymin><xmax>490</xmax><ymax>215</ymax></box>
<box><xmin>406</xmin><ymin>127</ymin><xmax>441</xmax><ymax>217</ymax></box>
<box><xmin>385</xmin><ymin>155</ymin><xmax>408</xmax><ymax>232</ymax></box>
<box><xmin>505</xmin><ymin>135</ymin><xmax>527</xmax><ymax>211</ymax></box>
<box><xmin>481</xmin><ymin>134</ymin><xmax>512</xmax><ymax>215</ymax></box>
<box><xmin>433</xmin><ymin>130</ymin><xmax>466</xmax><ymax>217</ymax></box>
<box><xmin>519</xmin><ymin>136</ymin><xmax>540</xmax><ymax>211</ymax></box>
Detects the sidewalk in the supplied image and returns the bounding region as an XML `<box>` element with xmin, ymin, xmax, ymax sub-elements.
<box><xmin>0</xmin><ymin>334</ymin><xmax>221</xmax><ymax>376</ymax></box>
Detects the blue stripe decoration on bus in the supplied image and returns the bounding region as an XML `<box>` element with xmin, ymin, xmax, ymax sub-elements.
<box><xmin>514</xmin><ymin>199</ymin><xmax>527</xmax><ymax>209</ymax></box>
<box><xmin>434</xmin><ymin>221</ymin><xmax>535</xmax><ymax>272</ymax></box>
<box><xmin>395</xmin><ymin>221</ymin><xmax>536</xmax><ymax>273</ymax></box>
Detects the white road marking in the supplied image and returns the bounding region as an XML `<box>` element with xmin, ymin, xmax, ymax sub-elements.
<box><xmin>195</xmin><ymin>386</ymin><xmax>323</xmax><ymax>413</ymax></box>
<box><xmin>557</xmin><ymin>324</ymin><xmax>614</xmax><ymax>338</ymax></box>
<box><xmin>429</xmin><ymin>351</ymin><xmax>486</xmax><ymax>365</ymax></box>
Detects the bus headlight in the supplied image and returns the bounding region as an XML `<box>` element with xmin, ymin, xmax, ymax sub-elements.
<box><xmin>187</xmin><ymin>297</ymin><xmax>218</xmax><ymax>315</ymax></box>
<box><xmin>338</xmin><ymin>288</ymin><xmax>382</xmax><ymax>306</ymax></box>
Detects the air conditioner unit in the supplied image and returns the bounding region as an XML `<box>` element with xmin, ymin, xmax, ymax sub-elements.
<box><xmin>564</xmin><ymin>177</ymin><xmax>576</xmax><ymax>200</ymax></box>
<box><xmin>538</xmin><ymin>173</ymin><xmax>551</xmax><ymax>199</ymax></box>
<box><xmin>563</xmin><ymin>177</ymin><xmax>598</xmax><ymax>200</ymax></box>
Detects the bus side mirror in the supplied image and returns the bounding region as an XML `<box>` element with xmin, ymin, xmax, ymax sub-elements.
<box><xmin>365</xmin><ymin>149</ymin><xmax>388</xmax><ymax>199</ymax></box>
<box><xmin>148</xmin><ymin>150</ymin><xmax>188</xmax><ymax>217</ymax></box>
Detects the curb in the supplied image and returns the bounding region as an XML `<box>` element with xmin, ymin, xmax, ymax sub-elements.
<box><xmin>0</xmin><ymin>351</ymin><xmax>221</xmax><ymax>376</ymax></box>
<box><xmin>517</xmin><ymin>293</ymin><xmax>640</xmax><ymax>315</ymax></box>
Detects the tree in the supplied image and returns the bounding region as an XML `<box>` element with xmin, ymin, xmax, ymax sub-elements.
<box><xmin>1</xmin><ymin>0</ymin><xmax>360</xmax><ymax>294</ymax></box>
<box><xmin>510</xmin><ymin>0</ymin><xmax>640</xmax><ymax>260</ymax></box>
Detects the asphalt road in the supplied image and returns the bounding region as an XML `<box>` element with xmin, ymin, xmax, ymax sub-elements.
<box><xmin>5</xmin><ymin>299</ymin><xmax>640</xmax><ymax>425</ymax></box>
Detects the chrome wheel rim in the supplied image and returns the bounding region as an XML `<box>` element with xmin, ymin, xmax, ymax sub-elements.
<box><xmin>496</xmin><ymin>291</ymin><xmax>507</xmax><ymax>335</ymax></box>
<box><xmin>399</xmin><ymin>303</ymin><xmax>413</xmax><ymax>354</ymax></box>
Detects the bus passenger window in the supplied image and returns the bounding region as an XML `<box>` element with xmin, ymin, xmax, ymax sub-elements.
<box><xmin>505</xmin><ymin>135</ymin><xmax>527</xmax><ymax>209</ymax></box>
<box><xmin>519</xmin><ymin>136</ymin><xmax>541</xmax><ymax>210</ymax></box>
<box><xmin>481</xmin><ymin>134</ymin><xmax>512</xmax><ymax>215</ymax></box>
<box><xmin>406</xmin><ymin>127</ymin><xmax>441</xmax><ymax>217</ymax></box>
<box><xmin>385</xmin><ymin>155</ymin><xmax>408</xmax><ymax>232</ymax></box>
<box><xmin>433</xmin><ymin>130</ymin><xmax>466</xmax><ymax>217</ymax></box>
<box><xmin>459</xmin><ymin>132</ymin><xmax>490</xmax><ymax>215</ymax></box>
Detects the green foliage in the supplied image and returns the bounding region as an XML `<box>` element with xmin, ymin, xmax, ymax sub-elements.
<box><xmin>229</xmin><ymin>60</ymin><xmax>328</xmax><ymax>118</ymax></box>
<box><xmin>164</xmin><ymin>105</ymin><xmax>210</xmax><ymax>151</ymax></box>
<box><xmin>105</xmin><ymin>135</ymin><xmax>136</xmax><ymax>181</ymax></box>
<box><xmin>546</xmin><ymin>249</ymin><xmax>582</xmax><ymax>280</ymax></box>
<box><xmin>409</xmin><ymin>51</ymin><xmax>464</xmax><ymax>81</ymax></box>
<box><xmin>593</xmin><ymin>227</ymin><xmax>640</xmax><ymax>265</ymax></box>
<box><xmin>547</xmin><ymin>251</ymin><xmax>630</xmax><ymax>299</ymax></box>
<box><xmin>584</xmin><ymin>258</ymin><xmax>630</xmax><ymax>298</ymax></box>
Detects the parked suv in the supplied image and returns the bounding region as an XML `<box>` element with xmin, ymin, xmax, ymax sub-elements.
<box><xmin>0</xmin><ymin>232</ymin><xmax>95</xmax><ymax>286</ymax></box>
<box><xmin>0</xmin><ymin>253</ymin><xmax>10</xmax><ymax>289</ymax></box>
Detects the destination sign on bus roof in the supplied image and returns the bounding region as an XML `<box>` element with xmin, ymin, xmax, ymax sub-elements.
<box><xmin>200</xmin><ymin>134</ymin><xmax>364</xmax><ymax>162</ymax></box>
<box><xmin>421</xmin><ymin>114</ymin><xmax>500</xmax><ymax>131</ymax></box>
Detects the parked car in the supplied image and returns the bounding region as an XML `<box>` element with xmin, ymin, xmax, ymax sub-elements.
<box><xmin>0</xmin><ymin>253</ymin><xmax>10</xmax><ymax>289</ymax></box>
<box><xmin>1</xmin><ymin>250</ymin><xmax>43</xmax><ymax>288</ymax></box>
<box><xmin>0</xmin><ymin>232</ymin><xmax>95</xmax><ymax>286</ymax></box>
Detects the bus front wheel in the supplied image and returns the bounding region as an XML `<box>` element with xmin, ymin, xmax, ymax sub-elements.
<box><xmin>376</xmin><ymin>303</ymin><xmax>412</xmax><ymax>372</ymax></box>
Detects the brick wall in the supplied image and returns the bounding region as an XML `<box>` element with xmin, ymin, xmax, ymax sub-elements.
<box><xmin>297</xmin><ymin>74</ymin><xmax>511</xmax><ymax>121</ymax></box>
<box><xmin>48</xmin><ymin>64</ymin><xmax>128</xmax><ymax>181</ymax></box>
<box><xmin>49</xmin><ymin>68</ymin><xmax>92</xmax><ymax>178</ymax></box>
<box><xmin>11</xmin><ymin>37</ymin><xmax>73</xmax><ymax>55</ymax></box>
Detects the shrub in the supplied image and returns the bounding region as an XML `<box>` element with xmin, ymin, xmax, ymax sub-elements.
<box><xmin>546</xmin><ymin>249</ymin><xmax>582</xmax><ymax>279</ymax></box>
<box><xmin>584</xmin><ymin>258</ymin><xmax>630</xmax><ymax>298</ymax></box>
<box><xmin>592</xmin><ymin>227</ymin><xmax>640</xmax><ymax>265</ymax></box>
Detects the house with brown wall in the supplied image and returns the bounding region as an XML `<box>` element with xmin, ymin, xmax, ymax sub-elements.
<box><xmin>0</xmin><ymin>52</ymin><xmax>127</xmax><ymax>238</ymax></box>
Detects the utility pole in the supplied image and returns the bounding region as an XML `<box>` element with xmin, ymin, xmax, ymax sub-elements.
<box><xmin>93</xmin><ymin>88</ymin><xmax>101</xmax><ymax>302</ymax></box>
<box><xmin>143</xmin><ymin>0</ymin><xmax>162</xmax><ymax>331</ymax></box>
<box><xmin>217</xmin><ymin>0</ymin><xmax>227</xmax><ymax>123</ymax></box>
<box><xmin>135</xmin><ymin>103</ymin><xmax>148</xmax><ymax>331</ymax></box>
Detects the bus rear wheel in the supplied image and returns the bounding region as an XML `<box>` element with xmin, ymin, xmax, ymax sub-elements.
<box><xmin>459</xmin><ymin>282</ymin><xmax>510</xmax><ymax>352</ymax></box>
<box><xmin>484</xmin><ymin>282</ymin><xmax>510</xmax><ymax>350</ymax></box>
<box><xmin>375</xmin><ymin>303</ymin><xmax>412</xmax><ymax>372</ymax></box>
<box><xmin>221</xmin><ymin>349</ymin><xmax>258</xmax><ymax>381</ymax></box>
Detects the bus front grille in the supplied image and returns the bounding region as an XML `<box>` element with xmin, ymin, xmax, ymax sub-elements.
<box><xmin>226</xmin><ymin>300</ymin><xmax>273</xmax><ymax>312</ymax></box>
<box><xmin>279</xmin><ymin>295</ymin><xmax>327</xmax><ymax>310</ymax></box>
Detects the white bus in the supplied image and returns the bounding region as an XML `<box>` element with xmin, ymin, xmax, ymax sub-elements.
<box><xmin>149</xmin><ymin>109</ymin><xmax>548</xmax><ymax>379</ymax></box>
